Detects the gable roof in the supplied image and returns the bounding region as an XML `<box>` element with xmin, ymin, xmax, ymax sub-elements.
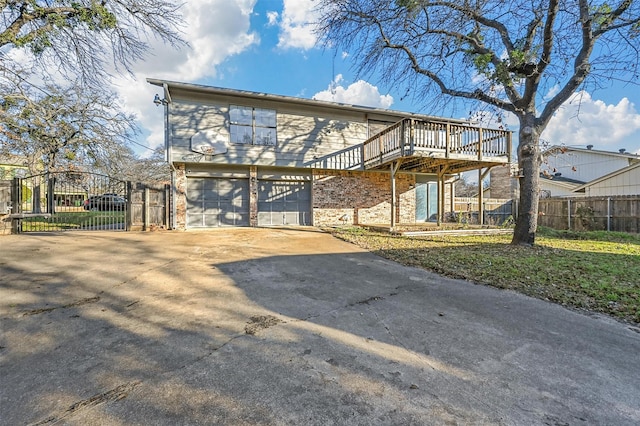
<box><xmin>573</xmin><ymin>161</ymin><xmax>640</xmax><ymax>192</ymax></box>
<box><xmin>540</xmin><ymin>173</ymin><xmax>585</xmax><ymax>185</ymax></box>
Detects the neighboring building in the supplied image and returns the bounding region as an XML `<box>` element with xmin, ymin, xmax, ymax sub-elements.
<box><xmin>539</xmin><ymin>175</ymin><xmax>586</xmax><ymax>198</ymax></box>
<box><xmin>540</xmin><ymin>145</ymin><xmax>640</xmax><ymax>197</ymax></box>
<box><xmin>148</xmin><ymin>79</ymin><xmax>511</xmax><ymax>230</ymax></box>
<box><xmin>573</xmin><ymin>162</ymin><xmax>640</xmax><ymax>196</ymax></box>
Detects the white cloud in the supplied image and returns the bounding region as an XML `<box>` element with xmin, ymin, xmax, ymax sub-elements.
<box><xmin>129</xmin><ymin>0</ymin><xmax>258</xmax><ymax>82</ymax></box>
<box><xmin>277</xmin><ymin>0</ymin><xmax>319</xmax><ymax>50</ymax></box>
<box><xmin>113</xmin><ymin>0</ymin><xmax>260</xmax><ymax>152</ymax></box>
<box><xmin>266</xmin><ymin>11</ymin><xmax>279</xmax><ymax>26</ymax></box>
<box><xmin>542</xmin><ymin>91</ymin><xmax>640</xmax><ymax>152</ymax></box>
<box><xmin>313</xmin><ymin>75</ymin><xmax>394</xmax><ymax>109</ymax></box>
<box><xmin>543</xmin><ymin>84</ymin><xmax>560</xmax><ymax>101</ymax></box>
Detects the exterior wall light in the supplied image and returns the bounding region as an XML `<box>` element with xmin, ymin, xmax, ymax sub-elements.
<box><xmin>153</xmin><ymin>94</ymin><xmax>169</xmax><ymax>106</ymax></box>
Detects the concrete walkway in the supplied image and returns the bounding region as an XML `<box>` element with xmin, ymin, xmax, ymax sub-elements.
<box><xmin>1</xmin><ymin>228</ymin><xmax>639</xmax><ymax>425</ymax></box>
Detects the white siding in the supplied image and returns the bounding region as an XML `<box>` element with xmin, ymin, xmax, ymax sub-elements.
<box><xmin>539</xmin><ymin>181</ymin><xmax>579</xmax><ymax>197</ymax></box>
<box><xmin>544</xmin><ymin>150</ymin><xmax>630</xmax><ymax>182</ymax></box>
<box><xmin>167</xmin><ymin>92</ymin><xmax>370</xmax><ymax>169</ymax></box>
<box><xmin>585</xmin><ymin>166</ymin><xmax>640</xmax><ymax>196</ymax></box>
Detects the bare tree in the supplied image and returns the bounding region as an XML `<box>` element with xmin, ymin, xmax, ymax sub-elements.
<box><xmin>315</xmin><ymin>0</ymin><xmax>640</xmax><ymax>245</ymax></box>
<box><xmin>0</xmin><ymin>0</ymin><xmax>185</xmax><ymax>84</ymax></box>
<box><xmin>0</xmin><ymin>73</ymin><xmax>139</xmax><ymax>175</ymax></box>
<box><xmin>94</xmin><ymin>145</ymin><xmax>170</xmax><ymax>183</ymax></box>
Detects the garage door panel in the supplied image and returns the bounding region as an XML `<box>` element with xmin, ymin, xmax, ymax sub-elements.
<box><xmin>218</xmin><ymin>212</ymin><xmax>242</xmax><ymax>226</ymax></box>
<box><xmin>187</xmin><ymin>203</ymin><xmax>204</xmax><ymax>214</ymax></box>
<box><xmin>257</xmin><ymin>180</ymin><xmax>311</xmax><ymax>226</ymax></box>
<box><xmin>203</xmin><ymin>179</ymin><xmax>217</xmax><ymax>191</ymax></box>
<box><xmin>218</xmin><ymin>201</ymin><xmax>238</xmax><ymax>213</ymax></box>
<box><xmin>203</xmin><ymin>201</ymin><xmax>219</xmax><ymax>211</ymax></box>
<box><xmin>187</xmin><ymin>214</ymin><xmax>203</xmax><ymax>228</ymax></box>
<box><xmin>203</xmin><ymin>214</ymin><xmax>220</xmax><ymax>227</ymax></box>
<box><xmin>233</xmin><ymin>197</ymin><xmax>249</xmax><ymax>209</ymax></box>
<box><xmin>187</xmin><ymin>177</ymin><xmax>249</xmax><ymax>228</ymax></box>
<box><xmin>285</xmin><ymin>200</ymin><xmax>301</xmax><ymax>212</ymax></box>
<box><xmin>216</xmin><ymin>180</ymin><xmax>237</xmax><ymax>197</ymax></box>
<box><xmin>257</xmin><ymin>211</ymin><xmax>272</xmax><ymax>225</ymax></box>
<box><xmin>186</xmin><ymin>187</ymin><xmax>204</xmax><ymax>201</ymax></box>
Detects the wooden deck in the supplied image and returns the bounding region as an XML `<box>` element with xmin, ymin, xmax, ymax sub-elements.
<box><xmin>363</xmin><ymin>118</ymin><xmax>511</xmax><ymax>174</ymax></box>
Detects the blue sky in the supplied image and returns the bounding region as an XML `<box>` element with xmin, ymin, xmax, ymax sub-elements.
<box><xmin>115</xmin><ymin>0</ymin><xmax>640</xmax><ymax>157</ymax></box>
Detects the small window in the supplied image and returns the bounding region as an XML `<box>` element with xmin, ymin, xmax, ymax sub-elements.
<box><xmin>229</xmin><ymin>105</ymin><xmax>277</xmax><ymax>146</ymax></box>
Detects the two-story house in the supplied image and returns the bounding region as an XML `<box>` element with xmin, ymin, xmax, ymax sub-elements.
<box><xmin>148</xmin><ymin>79</ymin><xmax>511</xmax><ymax>230</ymax></box>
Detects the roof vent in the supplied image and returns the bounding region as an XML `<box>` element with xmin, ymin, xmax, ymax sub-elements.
<box><xmin>619</xmin><ymin>148</ymin><xmax>627</xmax><ymax>154</ymax></box>
<box><xmin>586</xmin><ymin>144</ymin><xmax>593</xmax><ymax>150</ymax></box>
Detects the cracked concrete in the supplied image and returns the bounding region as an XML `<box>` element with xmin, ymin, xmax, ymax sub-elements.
<box><xmin>1</xmin><ymin>227</ymin><xmax>640</xmax><ymax>425</ymax></box>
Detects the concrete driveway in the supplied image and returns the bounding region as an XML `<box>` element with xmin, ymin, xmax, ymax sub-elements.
<box><xmin>1</xmin><ymin>228</ymin><xmax>639</xmax><ymax>425</ymax></box>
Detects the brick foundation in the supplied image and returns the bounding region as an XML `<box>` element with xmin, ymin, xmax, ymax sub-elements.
<box><xmin>312</xmin><ymin>170</ymin><xmax>415</xmax><ymax>226</ymax></box>
<box><xmin>174</xmin><ymin>163</ymin><xmax>187</xmax><ymax>230</ymax></box>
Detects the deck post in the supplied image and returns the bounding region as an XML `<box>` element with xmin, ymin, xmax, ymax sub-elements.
<box><xmin>478</xmin><ymin>168</ymin><xmax>484</xmax><ymax>225</ymax></box>
<box><xmin>409</xmin><ymin>119</ymin><xmax>415</xmax><ymax>154</ymax></box>
<box><xmin>445</xmin><ymin>123</ymin><xmax>451</xmax><ymax>158</ymax></box>
<box><xmin>400</xmin><ymin>120</ymin><xmax>405</xmax><ymax>156</ymax></box>
<box><xmin>477</xmin><ymin>128</ymin><xmax>483</xmax><ymax>161</ymax></box>
<box><xmin>437</xmin><ymin>168</ymin><xmax>444</xmax><ymax>226</ymax></box>
<box><xmin>390</xmin><ymin>161</ymin><xmax>400</xmax><ymax>231</ymax></box>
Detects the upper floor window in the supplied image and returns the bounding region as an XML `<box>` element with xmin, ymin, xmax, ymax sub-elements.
<box><xmin>229</xmin><ymin>105</ymin><xmax>277</xmax><ymax>146</ymax></box>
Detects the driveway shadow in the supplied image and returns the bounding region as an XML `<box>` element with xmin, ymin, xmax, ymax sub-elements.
<box><xmin>1</xmin><ymin>229</ymin><xmax>640</xmax><ymax>425</ymax></box>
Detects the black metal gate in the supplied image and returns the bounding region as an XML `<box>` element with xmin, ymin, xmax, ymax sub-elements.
<box><xmin>11</xmin><ymin>171</ymin><xmax>129</xmax><ymax>232</ymax></box>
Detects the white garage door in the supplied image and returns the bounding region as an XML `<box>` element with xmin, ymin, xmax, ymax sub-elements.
<box><xmin>186</xmin><ymin>178</ymin><xmax>250</xmax><ymax>228</ymax></box>
<box><xmin>257</xmin><ymin>180</ymin><xmax>311</xmax><ymax>226</ymax></box>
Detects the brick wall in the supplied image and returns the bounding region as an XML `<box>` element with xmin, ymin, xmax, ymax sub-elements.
<box><xmin>312</xmin><ymin>170</ymin><xmax>415</xmax><ymax>226</ymax></box>
<box><xmin>174</xmin><ymin>164</ymin><xmax>187</xmax><ymax>230</ymax></box>
<box><xmin>490</xmin><ymin>165</ymin><xmax>516</xmax><ymax>199</ymax></box>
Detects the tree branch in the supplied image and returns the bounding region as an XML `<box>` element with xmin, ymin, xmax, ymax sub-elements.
<box><xmin>538</xmin><ymin>0</ymin><xmax>594</xmax><ymax>127</ymax></box>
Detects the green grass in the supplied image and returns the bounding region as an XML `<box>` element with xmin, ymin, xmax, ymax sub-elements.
<box><xmin>21</xmin><ymin>211</ymin><xmax>125</xmax><ymax>231</ymax></box>
<box><xmin>330</xmin><ymin>226</ymin><xmax>640</xmax><ymax>324</ymax></box>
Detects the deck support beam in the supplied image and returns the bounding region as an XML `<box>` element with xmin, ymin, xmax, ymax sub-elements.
<box><xmin>390</xmin><ymin>160</ymin><xmax>401</xmax><ymax>231</ymax></box>
<box><xmin>478</xmin><ymin>167</ymin><xmax>492</xmax><ymax>225</ymax></box>
<box><xmin>437</xmin><ymin>166</ymin><xmax>446</xmax><ymax>226</ymax></box>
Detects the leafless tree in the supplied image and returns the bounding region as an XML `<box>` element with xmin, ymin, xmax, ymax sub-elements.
<box><xmin>0</xmin><ymin>72</ymin><xmax>139</xmax><ymax>175</ymax></box>
<box><xmin>0</xmin><ymin>0</ymin><xmax>185</xmax><ymax>85</ymax></box>
<box><xmin>315</xmin><ymin>0</ymin><xmax>640</xmax><ymax>245</ymax></box>
<box><xmin>95</xmin><ymin>145</ymin><xmax>170</xmax><ymax>184</ymax></box>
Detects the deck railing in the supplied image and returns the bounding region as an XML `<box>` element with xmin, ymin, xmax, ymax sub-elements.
<box><xmin>363</xmin><ymin>118</ymin><xmax>511</xmax><ymax>168</ymax></box>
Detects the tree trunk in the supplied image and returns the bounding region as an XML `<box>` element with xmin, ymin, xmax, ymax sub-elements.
<box><xmin>511</xmin><ymin>123</ymin><xmax>542</xmax><ymax>246</ymax></box>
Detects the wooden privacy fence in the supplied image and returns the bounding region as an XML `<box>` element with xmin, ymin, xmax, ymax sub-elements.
<box><xmin>129</xmin><ymin>183</ymin><xmax>171</xmax><ymax>231</ymax></box>
<box><xmin>538</xmin><ymin>196</ymin><xmax>640</xmax><ymax>233</ymax></box>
